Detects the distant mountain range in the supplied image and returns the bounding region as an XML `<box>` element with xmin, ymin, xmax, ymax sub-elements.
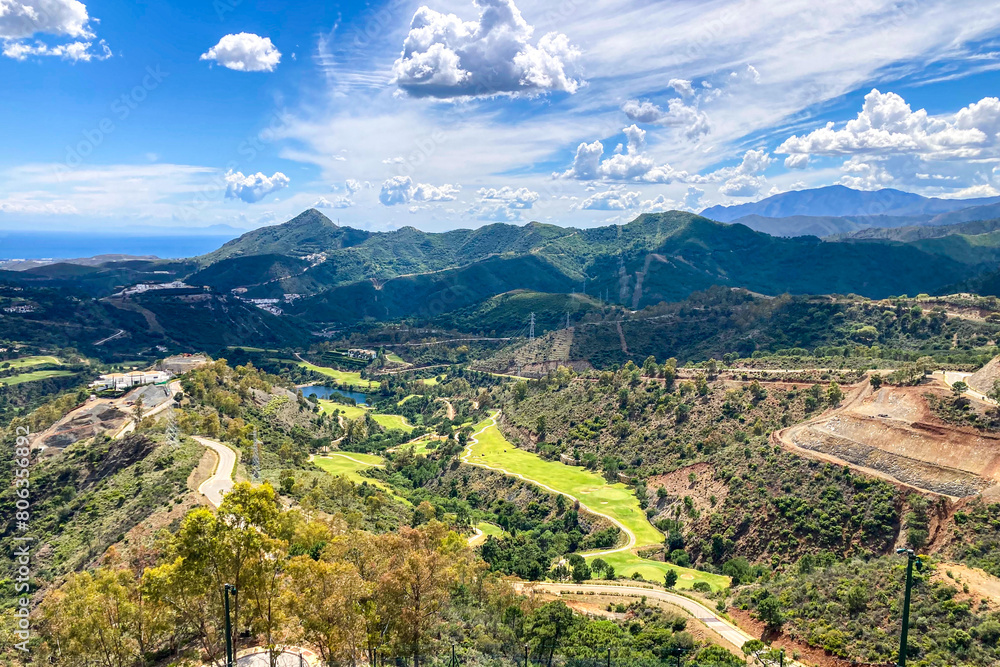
<box><xmin>10</xmin><ymin>185</ymin><xmax>1000</xmax><ymax>356</ymax></box>
<box><xmin>701</xmin><ymin>185</ymin><xmax>1000</xmax><ymax>237</ymax></box>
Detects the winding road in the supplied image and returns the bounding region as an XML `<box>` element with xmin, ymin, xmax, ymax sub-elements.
<box><xmin>193</xmin><ymin>436</ymin><xmax>238</xmax><ymax>508</ymax></box>
<box><xmin>461</xmin><ymin>412</ymin><xmax>637</xmax><ymax>557</ymax></box>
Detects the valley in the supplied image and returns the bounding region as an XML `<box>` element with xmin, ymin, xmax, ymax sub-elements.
<box><xmin>9</xmin><ymin>196</ymin><xmax>1000</xmax><ymax>667</ymax></box>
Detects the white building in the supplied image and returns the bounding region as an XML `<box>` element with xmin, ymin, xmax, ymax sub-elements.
<box><xmin>90</xmin><ymin>370</ymin><xmax>170</xmax><ymax>391</ymax></box>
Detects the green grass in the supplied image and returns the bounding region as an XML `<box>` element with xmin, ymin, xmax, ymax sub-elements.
<box><xmin>478</xmin><ymin>522</ymin><xmax>504</xmax><ymax>538</ymax></box>
<box><xmin>466</xmin><ymin>417</ymin><xmax>729</xmax><ymax>591</ymax></box>
<box><xmin>597</xmin><ymin>551</ymin><xmax>729</xmax><ymax>591</ymax></box>
<box><xmin>397</xmin><ymin>394</ymin><xmax>418</xmax><ymax>405</ymax></box>
<box><xmin>312</xmin><ymin>452</ymin><xmax>409</xmax><ymax>504</ymax></box>
<box><xmin>312</xmin><ymin>452</ymin><xmax>384</xmax><ymax>483</ymax></box>
<box><xmin>0</xmin><ymin>370</ymin><xmax>75</xmax><ymax>386</ymax></box>
<box><xmin>297</xmin><ymin>361</ymin><xmax>381</xmax><ymax>388</ymax></box>
<box><xmin>2</xmin><ymin>355</ymin><xmax>61</xmax><ymax>369</ymax></box>
<box><xmin>419</xmin><ymin>376</ymin><xmax>441</xmax><ymax>386</ymax></box>
<box><xmin>387</xmin><ymin>352</ymin><xmax>406</xmax><ymax>364</ymax></box>
<box><xmin>372</xmin><ymin>413</ymin><xmax>414</xmax><ymax>433</ymax></box>
<box><xmin>396</xmin><ymin>436</ymin><xmax>441</xmax><ymax>455</ymax></box>
<box><xmin>318</xmin><ymin>399</ymin><xmax>368</xmax><ymax>419</ymax></box>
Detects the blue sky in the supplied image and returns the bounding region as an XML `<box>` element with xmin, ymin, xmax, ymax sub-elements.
<box><xmin>3</xmin><ymin>0</ymin><xmax>1000</xmax><ymax>233</ymax></box>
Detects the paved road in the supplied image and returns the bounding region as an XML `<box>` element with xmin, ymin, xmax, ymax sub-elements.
<box><xmin>521</xmin><ymin>582</ymin><xmax>806</xmax><ymax>666</ymax></box>
<box><xmin>940</xmin><ymin>370</ymin><xmax>995</xmax><ymax>404</ymax></box>
<box><xmin>461</xmin><ymin>412</ymin><xmax>638</xmax><ymax>557</ymax></box>
<box><xmin>193</xmin><ymin>436</ymin><xmax>237</xmax><ymax>508</ymax></box>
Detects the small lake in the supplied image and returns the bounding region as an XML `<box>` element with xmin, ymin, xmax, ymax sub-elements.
<box><xmin>300</xmin><ymin>385</ymin><xmax>371</xmax><ymax>404</ymax></box>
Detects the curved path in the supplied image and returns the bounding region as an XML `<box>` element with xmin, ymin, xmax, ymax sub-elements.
<box><xmin>193</xmin><ymin>436</ymin><xmax>238</xmax><ymax>508</ymax></box>
<box><xmin>520</xmin><ymin>582</ymin><xmax>804</xmax><ymax>665</ymax></box>
<box><xmin>461</xmin><ymin>412</ymin><xmax>637</xmax><ymax>557</ymax></box>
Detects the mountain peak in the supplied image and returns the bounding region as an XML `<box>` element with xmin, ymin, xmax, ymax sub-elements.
<box><xmin>286</xmin><ymin>209</ymin><xmax>337</xmax><ymax>228</ymax></box>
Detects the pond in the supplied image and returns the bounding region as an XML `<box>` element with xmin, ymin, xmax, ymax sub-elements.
<box><xmin>300</xmin><ymin>385</ymin><xmax>371</xmax><ymax>404</ymax></box>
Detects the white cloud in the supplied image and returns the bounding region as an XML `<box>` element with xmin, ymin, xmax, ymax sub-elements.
<box><xmin>201</xmin><ymin>33</ymin><xmax>281</xmax><ymax>72</ymax></box>
<box><xmin>577</xmin><ymin>186</ymin><xmax>641</xmax><ymax>211</ymax></box>
<box><xmin>392</xmin><ymin>0</ymin><xmax>582</xmax><ymax>99</ymax></box>
<box><xmin>622</xmin><ymin>98</ymin><xmax>710</xmax><ymax>139</ymax></box>
<box><xmin>224</xmin><ymin>170</ymin><xmax>290</xmax><ymax>203</ymax></box>
<box><xmin>2</xmin><ymin>37</ymin><xmax>107</xmax><ymax>60</ymax></box>
<box><xmin>702</xmin><ymin>149</ymin><xmax>774</xmax><ymax>198</ymax></box>
<box><xmin>472</xmin><ymin>203</ymin><xmax>523</xmax><ymax>221</ymax></box>
<box><xmin>0</xmin><ymin>0</ymin><xmax>111</xmax><ymax>61</ymax></box>
<box><xmin>378</xmin><ymin>176</ymin><xmax>459</xmax><ymax>206</ymax></box>
<box><xmin>668</xmin><ymin>78</ymin><xmax>694</xmax><ymax>97</ymax></box>
<box><xmin>638</xmin><ymin>194</ymin><xmax>674</xmax><ymax>213</ymax></box>
<box><xmin>682</xmin><ymin>186</ymin><xmax>704</xmax><ymax>211</ymax></box>
<box><xmin>561</xmin><ymin>125</ymin><xmax>688</xmax><ymax>183</ymax></box>
<box><xmin>477</xmin><ymin>186</ymin><xmax>539</xmax><ymax>209</ymax></box>
<box><xmin>0</xmin><ymin>0</ymin><xmax>92</xmax><ymax>39</ymax></box>
<box><xmin>778</xmin><ymin>89</ymin><xmax>1000</xmax><ymax>160</ymax></box>
<box><xmin>313</xmin><ymin>196</ymin><xmax>353</xmax><ymax>209</ymax></box>
<box><xmin>784</xmin><ymin>154</ymin><xmax>809</xmax><ymax>169</ymax></box>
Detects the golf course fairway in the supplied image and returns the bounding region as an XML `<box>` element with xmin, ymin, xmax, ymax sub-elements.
<box><xmin>463</xmin><ymin>414</ymin><xmax>729</xmax><ymax>591</ymax></box>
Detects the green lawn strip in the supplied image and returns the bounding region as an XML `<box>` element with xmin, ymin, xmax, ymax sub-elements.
<box><xmin>467</xmin><ymin>417</ymin><xmax>729</xmax><ymax>591</ymax></box>
<box><xmin>296</xmin><ymin>361</ymin><xmax>381</xmax><ymax>389</ymax></box>
<box><xmin>397</xmin><ymin>394</ymin><xmax>418</xmax><ymax>405</ymax></box>
<box><xmin>477</xmin><ymin>521</ymin><xmax>504</xmax><ymax>538</ymax></box>
<box><xmin>596</xmin><ymin>551</ymin><xmax>729</xmax><ymax>592</ymax></box>
<box><xmin>317</xmin><ymin>399</ymin><xmax>368</xmax><ymax>419</ymax></box>
<box><xmin>386</xmin><ymin>353</ymin><xmax>406</xmax><ymax>364</ymax></box>
<box><xmin>312</xmin><ymin>452</ymin><xmax>411</xmax><ymax>505</ymax></box>
<box><xmin>419</xmin><ymin>376</ymin><xmax>440</xmax><ymax>386</ymax></box>
<box><xmin>395</xmin><ymin>436</ymin><xmax>441</xmax><ymax>455</ymax></box>
<box><xmin>3</xmin><ymin>355</ymin><xmax>61</xmax><ymax>369</ymax></box>
<box><xmin>468</xmin><ymin>418</ymin><xmax>662</xmax><ymax>546</ymax></box>
<box><xmin>0</xmin><ymin>370</ymin><xmax>75</xmax><ymax>386</ymax></box>
<box><xmin>371</xmin><ymin>414</ymin><xmax>414</xmax><ymax>433</ymax></box>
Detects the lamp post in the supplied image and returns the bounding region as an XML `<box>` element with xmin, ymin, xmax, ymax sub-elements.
<box><xmin>895</xmin><ymin>549</ymin><xmax>923</xmax><ymax>667</ymax></box>
<box><xmin>223</xmin><ymin>584</ymin><xmax>237</xmax><ymax>667</ymax></box>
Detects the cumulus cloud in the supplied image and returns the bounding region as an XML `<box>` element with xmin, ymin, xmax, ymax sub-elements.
<box><xmin>784</xmin><ymin>154</ymin><xmax>809</xmax><ymax>169</ymax></box>
<box><xmin>379</xmin><ymin>176</ymin><xmax>459</xmax><ymax>206</ymax></box>
<box><xmin>682</xmin><ymin>187</ymin><xmax>704</xmax><ymax>211</ymax></box>
<box><xmin>778</xmin><ymin>89</ymin><xmax>1000</xmax><ymax>160</ymax></box>
<box><xmin>224</xmin><ymin>170</ymin><xmax>290</xmax><ymax>203</ymax></box>
<box><xmin>477</xmin><ymin>186</ymin><xmax>539</xmax><ymax>209</ymax></box>
<box><xmin>622</xmin><ymin>98</ymin><xmax>710</xmax><ymax>139</ymax></box>
<box><xmin>201</xmin><ymin>33</ymin><xmax>281</xmax><ymax>72</ymax></box>
<box><xmin>577</xmin><ymin>186</ymin><xmax>641</xmax><ymax>211</ymax></box>
<box><xmin>668</xmin><ymin>78</ymin><xmax>694</xmax><ymax>97</ymax></box>
<box><xmin>0</xmin><ymin>0</ymin><xmax>92</xmax><ymax>39</ymax></box>
<box><xmin>392</xmin><ymin>0</ymin><xmax>582</xmax><ymax>99</ymax></box>
<box><xmin>715</xmin><ymin>149</ymin><xmax>774</xmax><ymax>197</ymax></box>
<box><xmin>313</xmin><ymin>196</ymin><xmax>353</xmax><ymax>209</ymax></box>
<box><xmin>0</xmin><ymin>0</ymin><xmax>111</xmax><ymax>61</ymax></box>
<box><xmin>468</xmin><ymin>185</ymin><xmax>540</xmax><ymax>221</ymax></box>
<box><xmin>638</xmin><ymin>194</ymin><xmax>674</xmax><ymax>213</ymax></box>
<box><xmin>561</xmin><ymin>125</ymin><xmax>688</xmax><ymax>183</ymax></box>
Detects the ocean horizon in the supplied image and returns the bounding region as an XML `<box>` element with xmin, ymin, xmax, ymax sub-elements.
<box><xmin>0</xmin><ymin>231</ymin><xmax>241</xmax><ymax>260</ymax></box>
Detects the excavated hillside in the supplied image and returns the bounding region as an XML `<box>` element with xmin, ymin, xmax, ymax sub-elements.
<box><xmin>775</xmin><ymin>380</ymin><xmax>1000</xmax><ymax>498</ymax></box>
<box><xmin>967</xmin><ymin>354</ymin><xmax>1000</xmax><ymax>395</ymax></box>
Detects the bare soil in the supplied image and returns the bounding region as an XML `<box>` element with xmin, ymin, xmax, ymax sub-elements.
<box><xmin>774</xmin><ymin>379</ymin><xmax>1000</xmax><ymax>498</ymax></box>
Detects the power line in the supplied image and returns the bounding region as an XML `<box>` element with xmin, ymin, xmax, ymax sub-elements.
<box><xmin>529</xmin><ymin>312</ymin><xmax>535</xmax><ymax>341</ymax></box>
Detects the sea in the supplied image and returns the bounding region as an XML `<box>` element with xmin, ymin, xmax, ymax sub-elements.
<box><xmin>0</xmin><ymin>231</ymin><xmax>240</xmax><ymax>261</ymax></box>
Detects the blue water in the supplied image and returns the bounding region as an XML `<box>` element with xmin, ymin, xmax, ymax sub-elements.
<box><xmin>0</xmin><ymin>231</ymin><xmax>239</xmax><ymax>260</ymax></box>
<box><xmin>301</xmin><ymin>386</ymin><xmax>371</xmax><ymax>404</ymax></box>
